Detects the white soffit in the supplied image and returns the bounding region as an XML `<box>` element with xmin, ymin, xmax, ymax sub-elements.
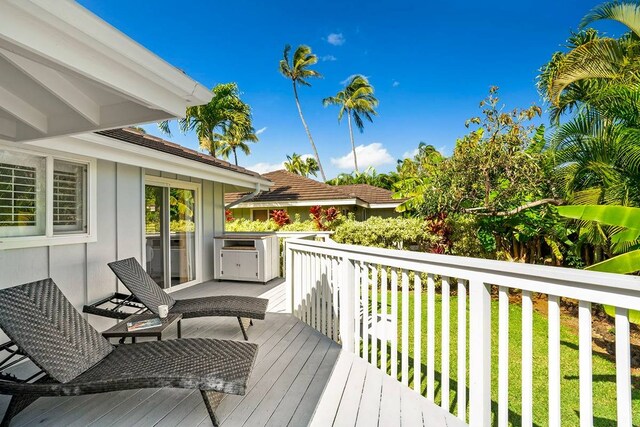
<box><xmin>0</xmin><ymin>0</ymin><xmax>212</xmax><ymax>142</ymax></box>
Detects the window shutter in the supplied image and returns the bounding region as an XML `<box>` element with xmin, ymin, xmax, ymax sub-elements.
<box><xmin>0</xmin><ymin>163</ymin><xmax>37</xmax><ymax>226</ymax></box>
<box><xmin>53</xmin><ymin>160</ymin><xmax>86</xmax><ymax>233</ymax></box>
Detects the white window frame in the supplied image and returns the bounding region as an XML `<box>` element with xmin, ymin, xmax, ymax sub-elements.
<box><xmin>0</xmin><ymin>145</ymin><xmax>97</xmax><ymax>250</ymax></box>
<box><xmin>142</xmin><ymin>175</ymin><xmax>203</xmax><ymax>291</ymax></box>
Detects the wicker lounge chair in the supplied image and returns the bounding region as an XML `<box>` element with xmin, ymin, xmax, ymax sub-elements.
<box><xmin>108</xmin><ymin>257</ymin><xmax>269</xmax><ymax>340</ymax></box>
<box><xmin>0</xmin><ymin>278</ymin><xmax>257</xmax><ymax>427</ymax></box>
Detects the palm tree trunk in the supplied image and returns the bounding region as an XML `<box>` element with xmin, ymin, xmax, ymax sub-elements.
<box><xmin>233</xmin><ymin>147</ymin><xmax>238</xmax><ymax>166</ymax></box>
<box><xmin>347</xmin><ymin>112</ymin><xmax>359</xmax><ymax>172</ymax></box>
<box><xmin>292</xmin><ymin>82</ymin><xmax>327</xmax><ymax>181</ymax></box>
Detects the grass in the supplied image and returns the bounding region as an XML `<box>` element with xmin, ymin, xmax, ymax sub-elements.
<box><xmin>359</xmin><ymin>292</ymin><xmax>640</xmax><ymax>426</ymax></box>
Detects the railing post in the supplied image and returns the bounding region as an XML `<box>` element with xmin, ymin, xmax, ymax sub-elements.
<box><xmin>469</xmin><ymin>279</ymin><xmax>491</xmax><ymax>427</ymax></box>
<box><xmin>285</xmin><ymin>241</ymin><xmax>294</xmax><ymax>314</ymax></box>
<box><xmin>339</xmin><ymin>256</ymin><xmax>356</xmax><ymax>353</ymax></box>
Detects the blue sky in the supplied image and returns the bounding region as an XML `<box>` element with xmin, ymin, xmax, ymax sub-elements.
<box><xmin>80</xmin><ymin>0</ymin><xmax>623</xmax><ymax>179</ymax></box>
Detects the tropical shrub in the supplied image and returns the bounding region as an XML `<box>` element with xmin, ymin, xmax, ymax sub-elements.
<box><xmin>270</xmin><ymin>209</ymin><xmax>290</xmax><ymax>227</ymax></box>
<box><xmin>332</xmin><ymin>217</ymin><xmax>439</xmax><ymax>251</ymax></box>
<box><xmin>310</xmin><ymin>206</ymin><xmax>341</xmax><ymax>231</ymax></box>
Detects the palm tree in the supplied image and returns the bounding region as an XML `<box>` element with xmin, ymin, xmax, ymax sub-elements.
<box><xmin>158</xmin><ymin>83</ymin><xmax>251</xmax><ymax>157</ymax></box>
<box><xmin>284</xmin><ymin>153</ymin><xmax>319</xmax><ymax>177</ymax></box>
<box><xmin>323</xmin><ymin>75</ymin><xmax>379</xmax><ymax>172</ymax></box>
<box><xmin>545</xmin><ymin>2</ymin><xmax>640</xmax><ymax>106</ymax></box>
<box><xmin>217</xmin><ymin>124</ymin><xmax>258</xmax><ymax>166</ymax></box>
<box><xmin>279</xmin><ymin>45</ymin><xmax>327</xmax><ymax>181</ymax></box>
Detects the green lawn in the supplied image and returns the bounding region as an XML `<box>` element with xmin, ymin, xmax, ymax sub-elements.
<box><xmin>359</xmin><ymin>292</ymin><xmax>639</xmax><ymax>426</ymax></box>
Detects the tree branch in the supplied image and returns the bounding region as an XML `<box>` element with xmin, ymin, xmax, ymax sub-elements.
<box><xmin>464</xmin><ymin>198</ymin><xmax>565</xmax><ymax>217</ymax></box>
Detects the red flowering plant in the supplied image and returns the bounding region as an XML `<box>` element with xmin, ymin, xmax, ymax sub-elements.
<box><xmin>225</xmin><ymin>209</ymin><xmax>234</xmax><ymax>222</ymax></box>
<box><xmin>310</xmin><ymin>206</ymin><xmax>340</xmax><ymax>231</ymax></box>
<box><xmin>270</xmin><ymin>209</ymin><xmax>290</xmax><ymax>227</ymax></box>
<box><xmin>424</xmin><ymin>212</ymin><xmax>452</xmax><ymax>254</ymax></box>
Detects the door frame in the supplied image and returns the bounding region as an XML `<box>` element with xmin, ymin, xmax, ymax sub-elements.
<box><xmin>142</xmin><ymin>175</ymin><xmax>203</xmax><ymax>291</ymax></box>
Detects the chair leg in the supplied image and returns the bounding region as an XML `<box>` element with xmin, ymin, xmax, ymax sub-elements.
<box><xmin>1</xmin><ymin>394</ymin><xmax>39</xmax><ymax>427</ymax></box>
<box><xmin>177</xmin><ymin>319</ymin><xmax>182</xmax><ymax>339</ymax></box>
<box><xmin>237</xmin><ymin>317</ymin><xmax>250</xmax><ymax>341</ymax></box>
<box><xmin>200</xmin><ymin>390</ymin><xmax>224</xmax><ymax>427</ymax></box>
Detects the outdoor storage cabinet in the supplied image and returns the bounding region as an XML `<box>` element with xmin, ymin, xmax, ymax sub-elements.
<box><xmin>214</xmin><ymin>234</ymin><xmax>279</xmax><ymax>283</ymax></box>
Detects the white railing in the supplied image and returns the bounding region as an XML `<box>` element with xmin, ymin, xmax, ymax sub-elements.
<box><xmin>284</xmin><ymin>238</ymin><xmax>640</xmax><ymax>427</ymax></box>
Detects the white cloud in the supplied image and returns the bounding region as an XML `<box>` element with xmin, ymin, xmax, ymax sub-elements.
<box><xmin>320</xmin><ymin>54</ymin><xmax>337</xmax><ymax>62</ymax></box>
<box><xmin>255</xmin><ymin>126</ymin><xmax>267</xmax><ymax>135</ymax></box>
<box><xmin>392</xmin><ymin>80</ymin><xmax>400</xmax><ymax>87</ymax></box>
<box><xmin>402</xmin><ymin>148</ymin><xmax>419</xmax><ymax>159</ymax></box>
<box><xmin>331</xmin><ymin>143</ymin><xmax>394</xmax><ymax>170</ymax></box>
<box><xmin>245</xmin><ymin>161</ymin><xmax>284</xmax><ymax>175</ymax></box>
<box><xmin>327</xmin><ymin>33</ymin><xmax>345</xmax><ymax>46</ymax></box>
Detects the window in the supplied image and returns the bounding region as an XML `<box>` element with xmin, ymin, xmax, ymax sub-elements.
<box><xmin>252</xmin><ymin>209</ymin><xmax>268</xmax><ymax>221</ymax></box>
<box><xmin>0</xmin><ymin>151</ymin><xmax>46</xmax><ymax>237</ymax></box>
<box><xmin>53</xmin><ymin>160</ymin><xmax>86</xmax><ymax>234</ymax></box>
<box><xmin>0</xmin><ymin>148</ymin><xmax>93</xmax><ymax>247</ymax></box>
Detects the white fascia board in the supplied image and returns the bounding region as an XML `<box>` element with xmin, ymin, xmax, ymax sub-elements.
<box><xmin>231</xmin><ymin>199</ymin><xmax>362</xmax><ymax>209</ymax></box>
<box><xmin>369</xmin><ymin>203</ymin><xmax>401</xmax><ymax>209</ymax></box>
<box><xmin>0</xmin><ymin>1</ymin><xmax>212</xmax><ymax>117</ymax></box>
<box><xmin>25</xmin><ymin>133</ymin><xmax>272</xmax><ymax>190</ymax></box>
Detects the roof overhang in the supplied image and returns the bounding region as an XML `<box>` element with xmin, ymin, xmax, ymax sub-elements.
<box><xmin>24</xmin><ymin>133</ymin><xmax>273</xmax><ymax>190</ymax></box>
<box><xmin>230</xmin><ymin>198</ymin><xmax>368</xmax><ymax>209</ymax></box>
<box><xmin>0</xmin><ymin>0</ymin><xmax>212</xmax><ymax>142</ymax></box>
<box><xmin>369</xmin><ymin>203</ymin><xmax>401</xmax><ymax>209</ymax></box>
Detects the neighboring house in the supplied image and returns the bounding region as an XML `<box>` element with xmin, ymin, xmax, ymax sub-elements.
<box><xmin>226</xmin><ymin>169</ymin><xmax>402</xmax><ymax>221</ymax></box>
<box><xmin>0</xmin><ymin>1</ymin><xmax>271</xmax><ymax>336</ymax></box>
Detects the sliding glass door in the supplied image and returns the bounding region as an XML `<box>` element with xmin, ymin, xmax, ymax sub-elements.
<box><xmin>145</xmin><ymin>180</ymin><xmax>199</xmax><ymax>288</ymax></box>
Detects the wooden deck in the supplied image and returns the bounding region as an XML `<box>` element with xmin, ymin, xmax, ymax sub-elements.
<box><xmin>0</xmin><ymin>279</ymin><xmax>465</xmax><ymax>426</ymax></box>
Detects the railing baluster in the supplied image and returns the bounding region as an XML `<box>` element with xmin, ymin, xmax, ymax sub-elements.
<box><xmin>391</xmin><ymin>269</ymin><xmax>398</xmax><ymax>379</ymax></box>
<box><xmin>354</xmin><ymin>261</ymin><xmax>362</xmax><ymax>356</ymax></box>
<box><xmin>401</xmin><ymin>269</ymin><xmax>409</xmax><ymax>386</ymax></box>
<box><xmin>427</xmin><ymin>272</ymin><xmax>435</xmax><ymax>401</ymax></box>
<box><xmin>522</xmin><ymin>290</ymin><xmax>533</xmax><ymax>427</ymax></box>
<box><xmin>313</xmin><ymin>254</ymin><xmax>322</xmax><ymax>332</ymax></box>
<box><xmin>615</xmin><ymin>307</ymin><xmax>632</xmax><ymax>427</ymax></box>
<box><xmin>332</xmin><ymin>257</ymin><xmax>339</xmax><ymax>341</ymax></box>
<box><xmin>549</xmin><ymin>294</ymin><xmax>561</xmax><ymax>427</ymax></box>
<box><xmin>469</xmin><ymin>279</ymin><xmax>491</xmax><ymax>427</ymax></box>
<box><xmin>381</xmin><ymin>267</ymin><xmax>388</xmax><ymax>374</ymax></box>
<box><xmin>579</xmin><ymin>300</ymin><xmax>592</xmax><ymax>427</ymax></box>
<box><xmin>371</xmin><ymin>265</ymin><xmax>378</xmax><ymax>367</ymax></box>
<box><xmin>362</xmin><ymin>262</ymin><xmax>369</xmax><ymax>362</ymax></box>
<box><xmin>498</xmin><ymin>286</ymin><xmax>509</xmax><ymax>427</ymax></box>
<box><xmin>457</xmin><ymin>278</ymin><xmax>467</xmax><ymax>422</ymax></box>
<box><xmin>442</xmin><ymin>276</ymin><xmax>451</xmax><ymax>410</ymax></box>
<box><xmin>293</xmin><ymin>249</ymin><xmax>301</xmax><ymax>317</ymax></box>
<box><xmin>302</xmin><ymin>252</ymin><xmax>308</xmax><ymax>323</ymax></box>
<box><xmin>339</xmin><ymin>257</ymin><xmax>355</xmax><ymax>353</ymax></box>
<box><xmin>413</xmin><ymin>274</ymin><xmax>422</xmax><ymax>393</ymax></box>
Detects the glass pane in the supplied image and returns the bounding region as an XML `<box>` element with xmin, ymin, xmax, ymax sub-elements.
<box><xmin>145</xmin><ymin>185</ymin><xmax>165</xmax><ymax>287</ymax></box>
<box><xmin>53</xmin><ymin>160</ymin><xmax>87</xmax><ymax>234</ymax></box>
<box><xmin>170</xmin><ymin>187</ymin><xmax>196</xmax><ymax>286</ymax></box>
<box><xmin>0</xmin><ymin>150</ymin><xmax>46</xmax><ymax>237</ymax></box>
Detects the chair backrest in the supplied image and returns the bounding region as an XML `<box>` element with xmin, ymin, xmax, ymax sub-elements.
<box><xmin>0</xmin><ymin>279</ymin><xmax>113</xmax><ymax>383</ymax></box>
<box><xmin>108</xmin><ymin>257</ymin><xmax>175</xmax><ymax>315</ymax></box>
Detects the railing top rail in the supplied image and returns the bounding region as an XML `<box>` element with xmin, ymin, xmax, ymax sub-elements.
<box><xmin>285</xmin><ymin>238</ymin><xmax>640</xmax><ymax>293</ymax></box>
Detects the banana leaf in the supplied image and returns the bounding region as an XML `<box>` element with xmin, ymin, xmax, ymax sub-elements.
<box><xmin>557</xmin><ymin>205</ymin><xmax>640</xmax><ymax>229</ymax></box>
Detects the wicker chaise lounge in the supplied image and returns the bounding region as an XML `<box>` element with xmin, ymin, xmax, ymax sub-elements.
<box><xmin>108</xmin><ymin>257</ymin><xmax>269</xmax><ymax>340</ymax></box>
<box><xmin>0</xmin><ymin>278</ymin><xmax>258</xmax><ymax>427</ymax></box>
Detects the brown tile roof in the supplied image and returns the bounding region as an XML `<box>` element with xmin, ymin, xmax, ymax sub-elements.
<box><xmin>333</xmin><ymin>184</ymin><xmax>401</xmax><ymax>205</ymax></box>
<box><xmin>225</xmin><ymin>170</ymin><xmax>403</xmax><ymax>207</ymax></box>
<box><xmin>96</xmin><ymin>128</ymin><xmax>265</xmax><ymax>180</ymax></box>
<box><xmin>225</xmin><ymin>169</ymin><xmax>355</xmax><ymax>204</ymax></box>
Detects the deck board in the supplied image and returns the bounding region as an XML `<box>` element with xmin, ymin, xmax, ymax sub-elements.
<box><xmin>1</xmin><ymin>278</ymin><xmax>463</xmax><ymax>427</ymax></box>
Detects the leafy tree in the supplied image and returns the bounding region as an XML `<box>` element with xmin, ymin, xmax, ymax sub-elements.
<box><xmin>279</xmin><ymin>45</ymin><xmax>327</xmax><ymax>181</ymax></box>
<box><xmin>323</xmin><ymin>75</ymin><xmax>379</xmax><ymax>172</ymax></box>
<box><xmin>284</xmin><ymin>153</ymin><xmax>320</xmax><ymax>177</ymax></box>
<box><xmin>158</xmin><ymin>83</ymin><xmax>252</xmax><ymax>157</ymax></box>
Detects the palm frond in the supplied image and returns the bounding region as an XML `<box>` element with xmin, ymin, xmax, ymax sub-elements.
<box><xmin>581</xmin><ymin>1</ymin><xmax>640</xmax><ymax>38</ymax></box>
